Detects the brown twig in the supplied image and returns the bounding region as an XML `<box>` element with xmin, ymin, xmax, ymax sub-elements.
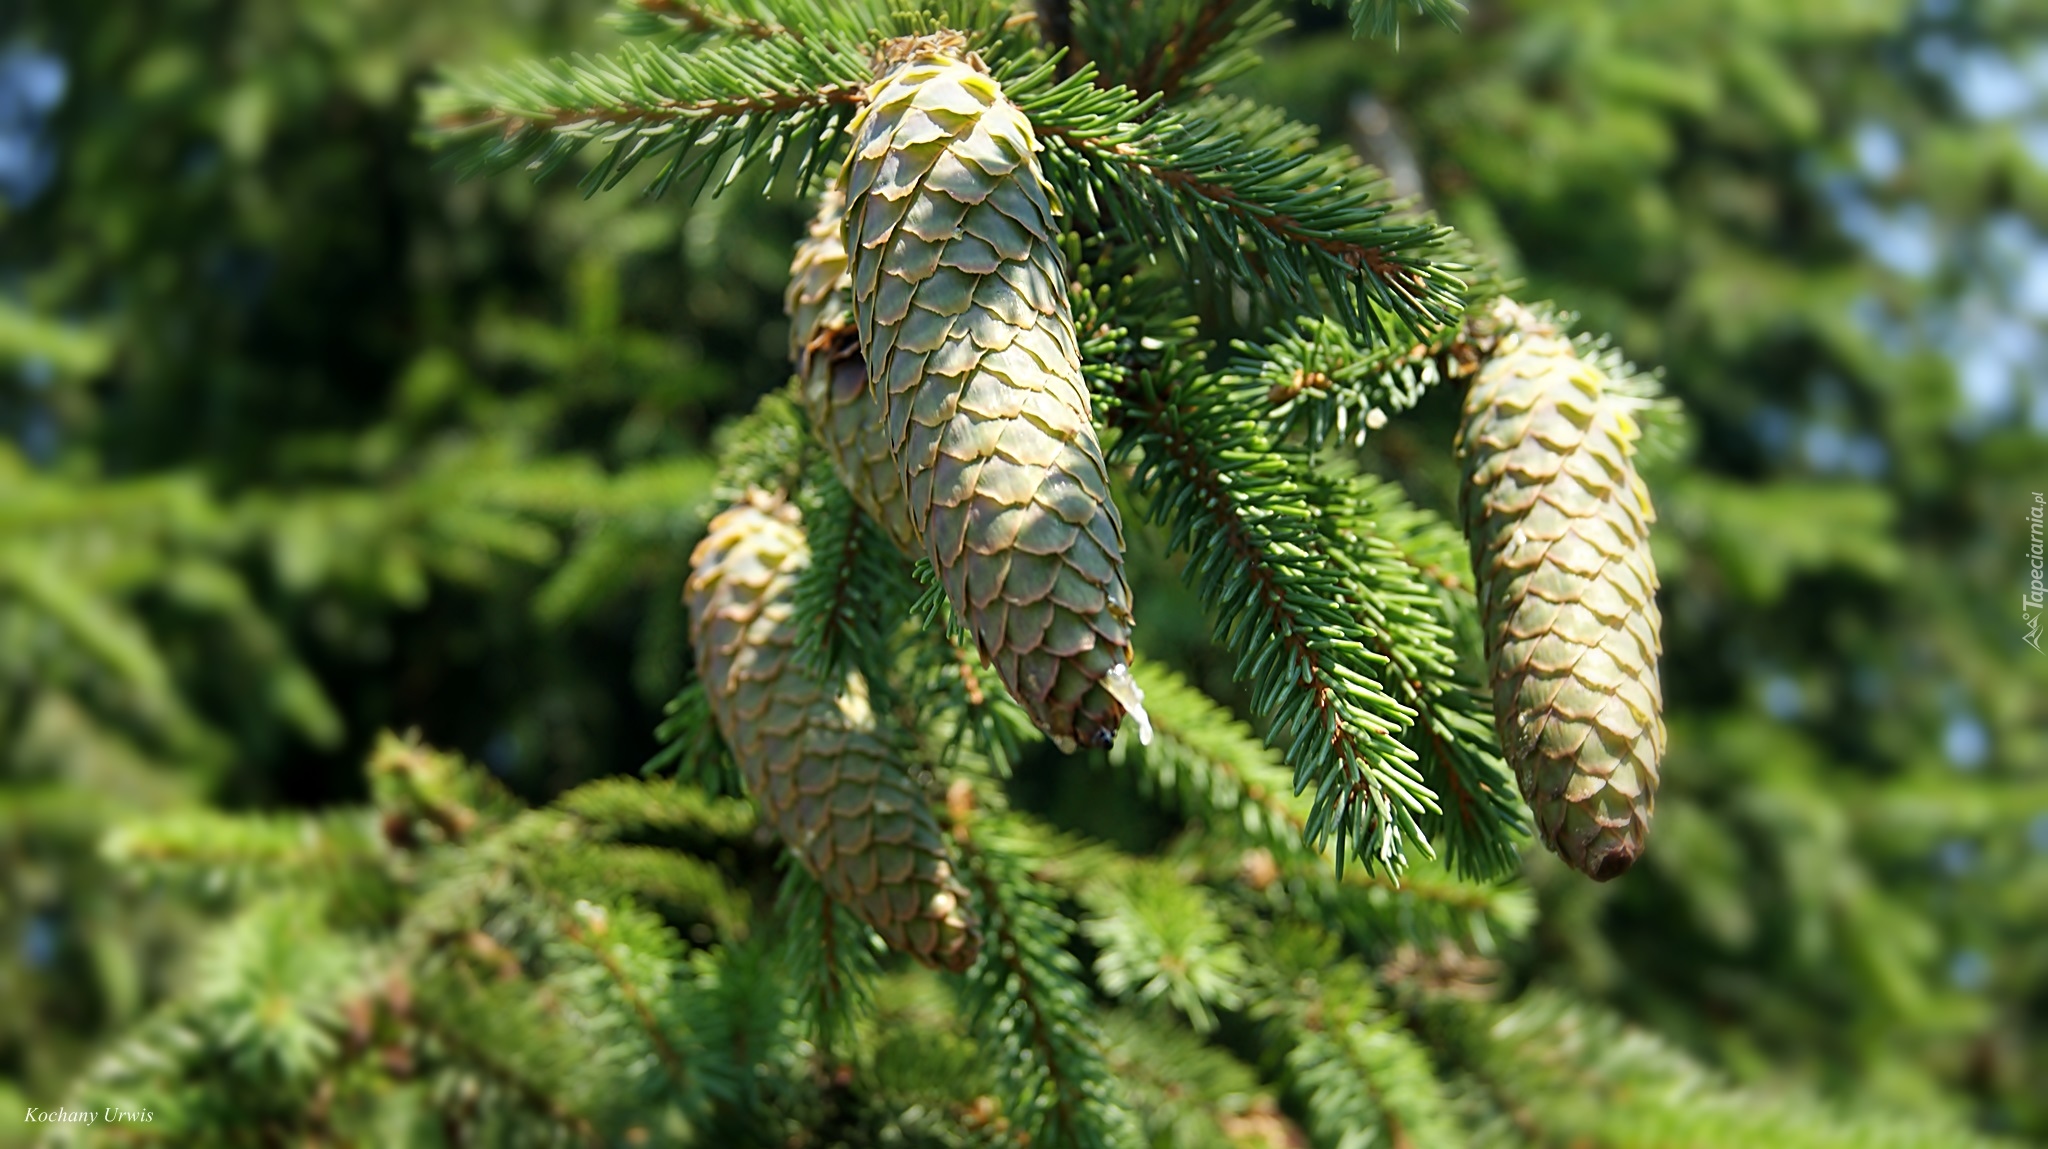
<box><xmin>1141</xmin><ymin>0</ymin><xmax>1243</xmax><ymax>102</ymax></box>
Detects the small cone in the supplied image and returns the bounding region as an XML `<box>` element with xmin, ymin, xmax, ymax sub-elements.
<box><xmin>686</xmin><ymin>491</ymin><xmax>980</xmax><ymax>967</ymax></box>
<box><xmin>1456</xmin><ymin>301</ymin><xmax>1665</xmax><ymax>880</ymax></box>
<box><xmin>842</xmin><ymin>38</ymin><xmax>1146</xmax><ymax>752</ymax></box>
<box><xmin>787</xmin><ymin>185</ymin><xmax>923</xmax><ymax>556</ymax></box>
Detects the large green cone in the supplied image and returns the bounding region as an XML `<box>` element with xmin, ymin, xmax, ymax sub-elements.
<box><xmin>842</xmin><ymin>39</ymin><xmax>1149</xmax><ymax>753</ymax></box>
<box><xmin>787</xmin><ymin>186</ymin><xmax>923</xmax><ymax>556</ymax></box>
<box><xmin>1456</xmin><ymin>302</ymin><xmax>1665</xmax><ymax>880</ymax></box>
<box><xmin>686</xmin><ymin>491</ymin><xmax>980</xmax><ymax>968</ymax></box>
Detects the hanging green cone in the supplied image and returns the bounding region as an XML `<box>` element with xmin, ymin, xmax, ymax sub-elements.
<box><xmin>842</xmin><ymin>36</ymin><xmax>1150</xmax><ymax>753</ymax></box>
<box><xmin>1456</xmin><ymin>301</ymin><xmax>1665</xmax><ymax>881</ymax></box>
<box><xmin>787</xmin><ymin>185</ymin><xmax>923</xmax><ymax>556</ymax></box>
<box><xmin>686</xmin><ymin>491</ymin><xmax>980</xmax><ymax>968</ymax></box>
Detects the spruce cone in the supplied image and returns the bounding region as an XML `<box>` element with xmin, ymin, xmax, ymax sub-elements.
<box><xmin>842</xmin><ymin>38</ymin><xmax>1148</xmax><ymax>752</ymax></box>
<box><xmin>787</xmin><ymin>186</ymin><xmax>923</xmax><ymax>556</ymax></box>
<box><xmin>1456</xmin><ymin>302</ymin><xmax>1665</xmax><ymax>880</ymax></box>
<box><xmin>686</xmin><ymin>491</ymin><xmax>980</xmax><ymax>968</ymax></box>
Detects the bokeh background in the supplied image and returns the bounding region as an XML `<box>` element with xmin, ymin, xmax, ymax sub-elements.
<box><xmin>2</xmin><ymin>0</ymin><xmax>2045</xmax><ymax>1143</ymax></box>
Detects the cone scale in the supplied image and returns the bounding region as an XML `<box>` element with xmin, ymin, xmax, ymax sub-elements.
<box><xmin>1457</xmin><ymin>302</ymin><xmax>1666</xmax><ymax>880</ymax></box>
<box><xmin>686</xmin><ymin>491</ymin><xmax>980</xmax><ymax>968</ymax></box>
<box><xmin>842</xmin><ymin>39</ymin><xmax>1148</xmax><ymax>753</ymax></box>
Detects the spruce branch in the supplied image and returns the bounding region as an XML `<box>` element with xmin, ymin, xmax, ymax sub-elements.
<box><xmin>410</xmin><ymin>978</ymin><xmax>606</xmax><ymax>1146</ymax></box>
<box><xmin>1068</xmin><ymin>0</ymin><xmax>1286</xmax><ymax>102</ymax></box>
<box><xmin>708</xmin><ymin>388</ymin><xmax>811</xmax><ymax>505</ymax></box>
<box><xmin>1078</xmin><ymin>865</ymin><xmax>1248</xmax><ymax>1032</ymax></box>
<box><xmin>428</xmin><ymin>15</ymin><xmax>1468</xmax><ymax>338</ymax></box>
<box><xmin>1214</xmin><ymin>842</ymin><xmax>1533</xmax><ymax>958</ymax></box>
<box><xmin>1082</xmin><ymin>292</ymin><xmax>1434</xmax><ymax>874</ymax></box>
<box><xmin>1234</xmin><ymin>315</ymin><xmax>1482</xmax><ymax>451</ymax></box>
<box><xmin>1107</xmin><ymin>660</ymin><xmax>1307</xmax><ymax>855</ymax></box>
<box><xmin>906</xmin><ymin>595</ymin><xmax>1042</xmax><ymax>781</ymax></box>
<box><xmin>859</xmin><ymin>972</ymin><xmax>1010</xmax><ymax>1138</ymax></box>
<box><xmin>1410</xmin><ymin>992</ymin><xmax>2009</xmax><ymax>1149</ymax></box>
<box><xmin>610</xmin><ymin>0</ymin><xmax>1017</xmax><ymax>44</ymax></box>
<box><xmin>953</xmin><ymin>816</ymin><xmax>1142</xmax><ymax>1149</ymax></box>
<box><xmin>551</xmin><ymin>902</ymin><xmax>700</xmax><ymax>1098</ymax></box>
<box><xmin>1107</xmin><ymin>299</ymin><xmax>1521</xmax><ymax>878</ymax></box>
<box><xmin>647</xmin><ymin>679</ymin><xmax>745</xmax><ymax>795</ymax></box>
<box><xmin>103</xmin><ymin>809</ymin><xmax>391</xmax><ymax>904</ymax></box>
<box><xmin>1316</xmin><ymin>470</ymin><xmax>1525</xmax><ymax>880</ymax></box>
<box><xmin>528</xmin><ymin>840</ymin><xmax>751</xmax><ymax>938</ymax></box>
<box><xmin>1136</xmin><ymin>0</ymin><xmax>1267</xmax><ymax>100</ymax></box>
<box><xmin>1074</xmin><ymin>266</ymin><xmax>1521</xmax><ymax>879</ymax></box>
<box><xmin>1354</xmin><ymin>474</ymin><xmax>1476</xmax><ymax>596</ymax></box>
<box><xmin>790</xmin><ymin>460</ymin><xmax>917</xmax><ymax>686</ymax></box>
<box><xmin>1097</xmin><ymin>1011</ymin><xmax>1285</xmax><ymax>1148</ymax></box>
<box><xmin>672</xmin><ymin>941</ymin><xmax>809</xmax><ymax>1130</ymax></box>
<box><xmin>507</xmin><ymin>875</ymin><xmax>735</xmax><ymax>1125</ymax></box>
<box><xmin>1289</xmin><ymin>1011</ymin><xmax>1461</xmax><ymax>1148</ymax></box>
<box><xmin>1025</xmin><ymin>87</ymin><xmax>1468</xmax><ymax>336</ymax></box>
<box><xmin>424</xmin><ymin>36</ymin><xmax>872</xmax><ymax>196</ymax></box>
<box><xmin>777</xmin><ymin>865</ymin><xmax>881</xmax><ymax>1056</ymax></box>
<box><xmin>1248</xmin><ymin>936</ymin><xmax>1464</xmax><ymax>1149</ymax></box>
<box><xmin>368</xmin><ymin>732</ymin><xmax>524</xmax><ymax>845</ymax></box>
<box><xmin>553</xmin><ymin>775</ymin><xmax>758</xmax><ymax>838</ymax></box>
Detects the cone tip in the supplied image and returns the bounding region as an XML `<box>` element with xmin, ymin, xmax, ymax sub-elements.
<box><xmin>1584</xmin><ymin>838</ymin><xmax>1642</xmax><ymax>882</ymax></box>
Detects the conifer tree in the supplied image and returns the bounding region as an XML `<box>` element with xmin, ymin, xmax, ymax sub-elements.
<box><xmin>14</xmin><ymin>1</ymin><xmax>2041</xmax><ymax>1146</ymax></box>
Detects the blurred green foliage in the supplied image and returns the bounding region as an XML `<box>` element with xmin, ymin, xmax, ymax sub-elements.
<box><xmin>0</xmin><ymin>0</ymin><xmax>792</xmax><ymax>1120</ymax></box>
<box><xmin>1</xmin><ymin>0</ymin><xmax>2043</xmax><ymax>1144</ymax></box>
